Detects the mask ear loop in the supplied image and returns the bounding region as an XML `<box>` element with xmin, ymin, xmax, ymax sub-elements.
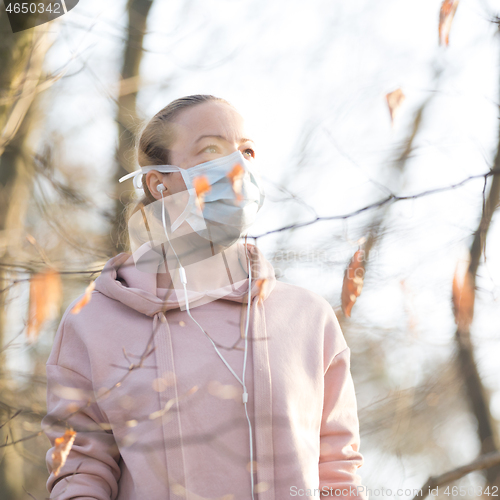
<box><xmin>120</xmin><ymin>166</ymin><xmax>195</xmax><ymax>232</ymax></box>
<box><xmin>157</xmin><ymin>188</ymin><xmax>256</xmax><ymax>500</ymax></box>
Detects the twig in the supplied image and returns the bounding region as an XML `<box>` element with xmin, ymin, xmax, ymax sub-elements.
<box><xmin>0</xmin><ymin>410</ymin><xmax>22</xmax><ymax>430</ymax></box>
<box><xmin>0</xmin><ymin>316</ymin><xmax>161</xmax><ymax>449</ymax></box>
<box><xmin>413</xmin><ymin>450</ymin><xmax>500</xmax><ymax>500</ymax></box>
<box><xmin>22</xmin><ymin>485</ymin><xmax>38</xmax><ymax>500</ymax></box>
<box><xmin>249</xmin><ymin>167</ymin><xmax>500</xmax><ymax>239</ymax></box>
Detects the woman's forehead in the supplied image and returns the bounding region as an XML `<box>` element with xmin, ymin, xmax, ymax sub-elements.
<box><xmin>172</xmin><ymin>102</ymin><xmax>247</xmax><ymax>141</ymax></box>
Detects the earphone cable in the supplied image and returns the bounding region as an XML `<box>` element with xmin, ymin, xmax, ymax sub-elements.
<box><xmin>158</xmin><ymin>189</ymin><xmax>256</xmax><ymax>500</ymax></box>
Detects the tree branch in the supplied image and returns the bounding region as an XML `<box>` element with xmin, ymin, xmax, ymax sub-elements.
<box><xmin>413</xmin><ymin>450</ymin><xmax>500</xmax><ymax>500</ymax></box>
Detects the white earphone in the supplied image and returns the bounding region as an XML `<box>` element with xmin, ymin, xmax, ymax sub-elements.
<box><xmin>156</xmin><ymin>185</ymin><xmax>256</xmax><ymax>499</ymax></box>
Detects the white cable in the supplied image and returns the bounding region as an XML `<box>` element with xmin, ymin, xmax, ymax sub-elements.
<box><xmin>158</xmin><ymin>190</ymin><xmax>256</xmax><ymax>500</ymax></box>
<box><xmin>243</xmin><ymin>257</ymin><xmax>254</xmax><ymax>499</ymax></box>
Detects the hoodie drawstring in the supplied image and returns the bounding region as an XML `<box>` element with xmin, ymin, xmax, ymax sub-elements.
<box><xmin>153</xmin><ymin>311</ymin><xmax>187</xmax><ymax>500</ymax></box>
<box><xmin>251</xmin><ymin>299</ymin><xmax>275</xmax><ymax>500</ymax></box>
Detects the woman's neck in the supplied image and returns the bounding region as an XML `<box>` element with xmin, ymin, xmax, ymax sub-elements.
<box><xmin>156</xmin><ymin>241</ymin><xmax>249</xmax><ymax>292</ymax></box>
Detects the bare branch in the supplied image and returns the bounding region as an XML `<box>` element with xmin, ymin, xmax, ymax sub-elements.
<box><xmin>249</xmin><ymin>167</ymin><xmax>500</xmax><ymax>239</ymax></box>
<box><xmin>413</xmin><ymin>451</ymin><xmax>500</xmax><ymax>500</ymax></box>
<box><xmin>0</xmin><ymin>410</ymin><xmax>22</xmax><ymax>430</ymax></box>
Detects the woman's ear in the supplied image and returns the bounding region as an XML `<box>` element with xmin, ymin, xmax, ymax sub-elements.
<box><xmin>146</xmin><ymin>171</ymin><xmax>167</xmax><ymax>200</ymax></box>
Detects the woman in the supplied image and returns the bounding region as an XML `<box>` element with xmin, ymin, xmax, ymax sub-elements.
<box><xmin>42</xmin><ymin>95</ymin><xmax>368</xmax><ymax>500</ymax></box>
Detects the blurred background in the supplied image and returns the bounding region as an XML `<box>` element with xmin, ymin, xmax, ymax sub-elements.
<box><xmin>1</xmin><ymin>0</ymin><xmax>500</xmax><ymax>498</ymax></box>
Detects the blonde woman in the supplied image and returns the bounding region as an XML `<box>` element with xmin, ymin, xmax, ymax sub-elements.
<box><xmin>42</xmin><ymin>95</ymin><xmax>367</xmax><ymax>500</ymax></box>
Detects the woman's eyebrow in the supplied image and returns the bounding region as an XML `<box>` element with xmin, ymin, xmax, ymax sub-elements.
<box><xmin>195</xmin><ymin>134</ymin><xmax>255</xmax><ymax>145</ymax></box>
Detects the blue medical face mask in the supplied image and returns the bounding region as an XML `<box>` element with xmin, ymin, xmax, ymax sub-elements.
<box><xmin>119</xmin><ymin>150</ymin><xmax>265</xmax><ymax>247</ymax></box>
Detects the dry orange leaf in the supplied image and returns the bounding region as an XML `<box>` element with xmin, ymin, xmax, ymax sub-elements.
<box><xmin>341</xmin><ymin>249</ymin><xmax>365</xmax><ymax>317</ymax></box>
<box><xmin>193</xmin><ymin>175</ymin><xmax>211</xmax><ymax>210</ymax></box>
<box><xmin>52</xmin><ymin>429</ymin><xmax>77</xmax><ymax>476</ymax></box>
<box><xmin>255</xmin><ymin>278</ymin><xmax>268</xmax><ymax>304</ymax></box>
<box><xmin>226</xmin><ymin>163</ymin><xmax>244</xmax><ymax>202</ymax></box>
<box><xmin>27</xmin><ymin>268</ymin><xmax>63</xmax><ymax>342</ymax></box>
<box><xmin>439</xmin><ymin>0</ymin><xmax>459</xmax><ymax>46</ymax></box>
<box><xmin>385</xmin><ymin>88</ymin><xmax>405</xmax><ymax>127</ymax></box>
<box><xmin>452</xmin><ymin>264</ymin><xmax>475</xmax><ymax>333</ymax></box>
<box><xmin>71</xmin><ymin>280</ymin><xmax>96</xmax><ymax>314</ymax></box>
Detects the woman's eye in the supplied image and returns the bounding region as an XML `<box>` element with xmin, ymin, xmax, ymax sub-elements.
<box><xmin>204</xmin><ymin>144</ymin><xmax>219</xmax><ymax>154</ymax></box>
<box><xmin>243</xmin><ymin>148</ymin><xmax>255</xmax><ymax>158</ymax></box>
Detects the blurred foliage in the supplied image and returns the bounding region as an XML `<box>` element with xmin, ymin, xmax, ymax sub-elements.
<box><xmin>0</xmin><ymin>1</ymin><xmax>500</xmax><ymax>499</ymax></box>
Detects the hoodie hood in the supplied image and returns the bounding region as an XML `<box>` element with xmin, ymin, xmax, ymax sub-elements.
<box><xmin>94</xmin><ymin>242</ymin><xmax>276</xmax><ymax>317</ymax></box>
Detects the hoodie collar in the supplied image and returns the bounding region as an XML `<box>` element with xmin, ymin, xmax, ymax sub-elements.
<box><xmin>94</xmin><ymin>242</ymin><xmax>276</xmax><ymax>317</ymax></box>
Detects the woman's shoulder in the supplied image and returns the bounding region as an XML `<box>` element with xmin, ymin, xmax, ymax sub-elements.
<box><xmin>268</xmin><ymin>280</ymin><xmax>337</xmax><ymax>317</ymax></box>
<box><xmin>60</xmin><ymin>289</ymin><xmax>115</xmax><ymax>329</ymax></box>
<box><xmin>51</xmin><ymin>290</ymin><xmax>122</xmax><ymax>352</ymax></box>
<box><xmin>267</xmin><ymin>281</ymin><xmax>347</xmax><ymax>358</ymax></box>
<box><xmin>48</xmin><ymin>289</ymin><xmax>134</xmax><ymax>374</ymax></box>
<box><xmin>265</xmin><ymin>281</ymin><xmax>337</xmax><ymax>324</ymax></box>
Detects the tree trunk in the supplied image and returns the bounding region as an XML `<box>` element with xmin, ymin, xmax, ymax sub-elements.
<box><xmin>0</xmin><ymin>10</ymin><xmax>51</xmax><ymax>499</ymax></box>
<box><xmin>454</xmin><ymin>85</ymin><xmax>500</xmax><ymax>486</ymax></box>
<box><xmin>0</xmin><ymin>108</ymin><xmax>39</xmax><ymax>500</ymax></box>
<box><xmin>109</xmin><ymin>0</ymin><xmax>154</xmax><ymax>255</ymax></box>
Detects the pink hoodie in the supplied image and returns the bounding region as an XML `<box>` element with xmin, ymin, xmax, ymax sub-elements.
<box><xmin>42</xmin><ymin>243</ymin><xmax>367</xmax><ymax>500</ymax></box>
